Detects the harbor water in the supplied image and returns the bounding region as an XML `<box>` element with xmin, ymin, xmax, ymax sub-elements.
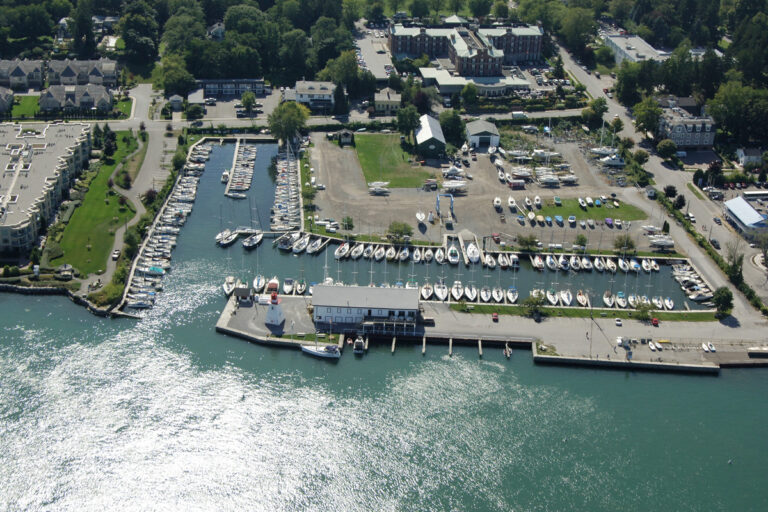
<box><xmin>1</xmin><ymin>143</ymin><xmax>766</xmax><ymax>510</ymax></box>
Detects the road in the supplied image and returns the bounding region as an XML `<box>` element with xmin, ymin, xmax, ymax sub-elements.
<box><xmin>557</xmin><ymin>45</ymin><xmax>768</xmax><ymax>324</ymax></box>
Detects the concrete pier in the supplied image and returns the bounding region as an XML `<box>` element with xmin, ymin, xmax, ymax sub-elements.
<box><xmin>478</xmin><ymin>339</ymin><xmax>483</xmax><ymax>357</ymax></box>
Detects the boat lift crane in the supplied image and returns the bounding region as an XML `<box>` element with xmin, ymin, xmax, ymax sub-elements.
<box><xmin>436</xmin><ymin>193</ymin><xmax>454</xmax><ymax>218</ymax></box>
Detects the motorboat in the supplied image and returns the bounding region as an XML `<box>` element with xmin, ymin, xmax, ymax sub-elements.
<box><xmin>405</xmin><ymin>279</ymin><xmax>418</xmax><ymax>290</ymax></box>
<box><xmin>242</xmin><ymin>232</ymin><xmax>263</xmax><ymax>249</ymax></box>
<box><xmin>630</xmin><ymin>259</ymin><xmax>641</xmax><ymax>272</ymax></box>
<box><xmin>434</xmin><ymin>281</ymin><xmax>449</xmax><ymax>301</ymax></box>
<box><xmin>578</xmin><ymin>197</ymin><xmax>587</xmax><ymax>209</ymax></box>
<box><xmin>266</xmin><ymin>276</ymin><xmax>279</xmax><ymax>293</ymax></box>
<box><xmin>506</xmin><ymin>286</ymin><xmax>518</xmax><ymax>304</ymax></box>
<box><xmin>492</xmin><ymin>287</ymin><xmax>504</xmax><ymax>303</ymax></box>
<box><xmin>615</xmin><ymin>219</ymin><xmax>622</xmax><ymax>229</ymax></box>
<box><xmin>292</xmin><ymin>234</ymin><xmax>311</xmax><ymax>254</ymax></box>
<box><xmin>451</xmin><ymin>281</ymin><xmax>464</xmax><ymax>301</ymax></box>
<box><xmin>301</xmin><ymin>343</ymin><xmax>341</xmax><ymax>359</ymax></box>
<box><xmin>568</xmin><ymin>215</ymin><xmax>576</xmax><ymax>225</ymax></box>
<box><xmin>466</xmin><ymin>243</ymin><xmax>481</xmax><ymax>264</ymax></box>
<box><xmin>581</xmin><ymin>257</ymin><xmax>593</xmax><ymax>271</ymax></box>
<box><xmin>252</xmin><ymin>275</ymin><xmax>266</xmax><ymax>293</ymax></box>
<box><xmin>652</xmin><ymin>296</ymin><xmax>663</xmax><ymax>309</ymax></box>
<box><xmin>223</xmin><ymin>276</ymin><xmax>236</xmax><ymax>296</ymax></box>
<box><xmin>385</xmin><ymin>246</ymin><xmax>397</xmax><ymax>261</ymax></box>
<box><xmin>560</xmin><ymin>289</ymin><xmax>573</xmax><ymax>306</ymax></box>
<box><xmin>221</xmin><ymin>170</ymin><xmax>229</xmax><ymax>183</ymax></box>
<box><xmin>334</xmin><ymin>242</ymin><xmax>350</xmax><ymax>259</ymax></box>
<box><xmin>353</xmin><ymin>336</ymin><xmax>365</xmax><ymax>355</ymax></box>
<box><xmin>546</xmin><ymin>254</ymin><xmax>558</xmax><ymax>271</ymax></box>
<box><xmin>524</xmin><ymin>197</ymin><xmax>533</xmax><ymax>209</ymax></box>
<box><xmin>480</xmin><ymin>286</ymin><xmax>492</xmax><ymax>302</ymax></box>
<box><xmin>603</xmin><ymin>290</ymin><xmax>614</xmax><ymax>308</ymax></box>
<box><xmin>534</xmin><ymin>195</ymin><xmax>542</xmax><ymax>208</ymax></box>
<box><xmin>594</xmin><ymin>257</ymin><xmax>605</xmax><ymax>272</ymax></box>
<box><xmin>508</xmin><ymin>196</ymin><xmax>516</xmax><ymax>210</ymax></box>
<box><xmin>702</xmin><ymin>343</ymin><xmax>710</xmax><ymax>353</ymax></box>
<box><xmin>569</xmin><ymin>255</ymin><xmax>581</xmax><ymax>271</ymax></box>
<box><xmin>350</xmin><ymin>243</ymin><xmax>365</xmax><ymax>259</ymax></box>
<box><xmin>576</xmin><ymin>290</ymin><xmax>587</xmax><ymax>307</ymax></box>
<box><xmin>485</xmin><ymin>254</ymin><xmax>496</xmax><ymax>269</ymax></box>
<box><xmin>532</xmin><ymin>254</ymin><xmax>545</xmax><ymax>270</ymax></box>
<box><xmin>374</xmin><ymin>246</ymin><xmax>386</xmax><ymax>261</ymax></box>
<box><xmin>447</xmin><ymin>244</ymin><xmax>460</xmax><ymax>265</ymax></box>
<box><xmin>283</xmin><ymin>278</ymin><xmax>294</xmax><ymax>295</ymax></box>
<box><xmin>295</xmin><ymin>279</ymin><xmax>307</xmax><ymax>295</ymax></box>
<box><xmin>423</xmin><ymin>248</ymin><xmax>434</xmax><ymax>262</ymax></box>
<box><xmin>579</xmin><ymin>220</ymin><xmax>586</xmax><ymax>229</ymax></box>
<box><xmin>416</xmin><ymin>211</ymin><xmax>426</xmax><ymax>223</ymax></box>
<box><xmin>277</xmin><ymin>232</ymin><xmax>300</xmax><ymax>251</ymax></box>
<box><xmin>488</xmin><ymin>145</ymin><xmax>497</xmax><ymax>154</ymax></box>
<box><xmin>616</xmin><ymin>292</ymin><xmax>628</xmax><ymax>309</ymax></box>
<box><xmin>689</xmin><ymin>291</ymin><xmax>714</xmax><ymax>301</ymax></box>
<box><xmin>464</xmin><ymin>284</ymin><xmax>478</xmax><ymax>302</ymax></box>
<box><xmin>546</xmin><ymin>288</ymin><xmax>559</xmax><ymax>306</ymax></box>
<box><xmin>558</xmin><ymin>254</ymin><xmax>569</xmax><ymax>271</ymax></box>
<box><xmin>412</xmin><ymin>247</ymin><xmax>422</xmax><ymax>263</ymax></box>
<box><xmin>421</xmin><ymin>282</ymin><xmax>434</xmax><ymax>300</ymax></box>
<box><xmin>664</xmin><ymin>297</ymin><xmax>674</xmax><ymax>310</ymax></box>
<box><xmin>435</xmin><ymin>248</ymin><xmax>445</xmax><ymax>264</ymax></box>
<box><xmin>498</xmin><ymin>169</ymin><xmax>506</xmax><ymax>181</ymax></box>
<box><xmin>362</xmin><ymin>245</ymin><xmax>374</xmax><ymax>259</ymax></box>
<box><xmin>618</xmin><ymin>258</ymin><xmax>629</xmax><ymax>273</ymax></box>
<box><xmin>545</xmin><ymin>216</ymin><xmax>552</xmax><ymax>225</ymax></box>
<box><xmin>586</xmin><ymin>197</ymin><xmax>594</xmax><ymax>207</ymax></box>
<box><xmin>708</xmin><ymin>343</ymin><xmax>716</xmax><ymax>353</ymax></box>
<box><xmin>508</xmin><ymin>254</ymin><xmax>519</xmax><ymax>268</ymax></box>
<box><xmin>398</xmin><ymin>247</ymin><xmax>410</xmax><ymax>262</ymax></box>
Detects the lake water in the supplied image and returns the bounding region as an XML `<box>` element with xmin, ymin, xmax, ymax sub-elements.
<box><xmin>1</xmin><ymin>143</ymin><xmax>765</xmax><ymax>510</ymax></box>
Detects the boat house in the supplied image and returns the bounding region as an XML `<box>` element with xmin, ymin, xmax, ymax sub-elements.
<box><xmin>312</xmin><ymin>285</ymin><xmax>420</xmax><ymax>327</ymax></box>
<box><xmin>415</xmin><ymin>114</ymin><xmax>445</xmax><ymax>158</ymax></box>
<box><xmin>466</xmin><ymin>120</ymin><xmax>499</xmax><ymax>148</ymax></box>
<box><xmin>724</xmin><ymin>196</ymin><xmax>767</xmax><ymax>238</ymax></box>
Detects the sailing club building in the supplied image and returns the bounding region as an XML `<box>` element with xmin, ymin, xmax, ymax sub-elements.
<box><xmin>311</xmin><ymin>285</ymin><xmax>420</xmax><ymax>327</ymax></box>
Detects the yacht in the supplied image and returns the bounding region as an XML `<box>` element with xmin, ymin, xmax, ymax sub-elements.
<box><xmin>603</xmin><ymin>290</ymin><xmax>614</xmax><ymax>308</ymax></box>
<box><xmin>586</xmin><ymin>197</ymin><xmax>594</xmax><ymax>207</ymax></box>
<box><xmin>421</xmin><ymin>282</ymin><xmax>434</xmax><ymax>300</ymax></box>
<box><xmin>301</xmin><ymin>344</ymin><xmax>341</xmax><ymax>359</ymax></box>
<box><xmin>506</xmin><ymin>286</ymin><xmax>518</xmax><ymax>304</ymax></box>
<box><xmin>222</xmin><ymin>276</ymin><xmax>236</xmax><ymax>296</ymax></box>
<box><xmin>252</xmin><ymin>275</ymin><xmax>266</xmax><ymax>293</ymax></box>
<box><xmin>466</xmin><ymin>243</ymin><xmax>481</xmax><ymax>264</ymax></box>
<box><xmin>266</xmin><ymin>276</ymin><xmax>280</xmax><ymax>294</ymax></box>
<box><xmin>560</xmin><ymin>289</ymin><xmax>573</xmax><ymax>306</ymax></box>
<box><xmin>578</xmin><ymin>197</ymin><xmax>587</xmax><ymax>209</ymax></box>
<box><xmin>464</xmin><ymin>284</ymin><xmax>478</xmax><ymax>302</ymax></box>
<box><xmin>423</xmin><ymin>248</ymin><xmax>434</xmax><ymax>262</ymax></box>
<box><xmin>480</xmin><ymin>286</ymin><xmax>492</xmax><ymax>302</ymax></box>
<box><xmin>434</xmin><ymin>281</ymin><xmax>449</xmax><ymax>301</ymax></box>
<box><xmin>451</xmin><ymin>281</ymin><xmax>464</xmax><ymax>301</ymax></box>
<box><xmin>447</xmin><ymin>244</ymin><xmax>461</xmax><ymax>265</ymax></box>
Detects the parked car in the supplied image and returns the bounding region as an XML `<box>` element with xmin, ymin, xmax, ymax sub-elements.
<box><xmin>111</xmin><ymin>249</ymin><xmax>121</xmax><ymax>261</ymax></box>
<box><xmin>713</xmin><ymin>217</ymin><xmax>722</xmax><ymax>225</ymax></box>
<box><xmin>711</xmin><ymin>239</ymin><xmax>721</xmax><ymax>249</ymax></box>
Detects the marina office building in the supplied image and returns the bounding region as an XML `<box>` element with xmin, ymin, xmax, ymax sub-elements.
<box><xmin>312</xmin><ymin>285</ymin><xmax>420</xmax><ymax>326</ymax></box>
<box><xmin>0</xmin><ymin>123</ymin><xmax>91</xmax><ymax>254</ymax></box>
<box><xmin>723</xmin><ymin>196</ymin><xmax>767</xmax><ymax>238</ymax></box>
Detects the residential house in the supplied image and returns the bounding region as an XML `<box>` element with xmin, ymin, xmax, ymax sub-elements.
<box><xmin>657</xmin><ymin>96</ymin><xmax>715</xmax><ymax>149</ymax></box>
<box><xmin>47</xmin><ymin>59</ymin><xmax>119</xmax><ymax>87</ymax></box>
<box><xmin>0</xmin><ymin>87</ymin><xmax>14</xmax><ymax>114</ymax></box>
<box><xmin>91</xmin><ymin>15</ymin><xmax>120</xmax><ymax>35</ymax></box>
<box><xmin>466</xmin><ymin>120</ymin><xmax>499</xmax><ymax>147</ymax></box>
<box><xmin>58</xmin><ymin>17</ymin><xmax>72</xmax><ymax>40</ymax></box>
<box><xmin>374</xmin><ymin>87</ymin><xmax>401</xmax><ymax>115</ymax></box>
<box><xmin>736</xmin><ymin>148</ymin><xmax>763</xmax><ymax>168</ymax></box>
<box><xmin>415</xmin><ymin>114</ymin><xmax>445</xmax><ymax>158</ymax></box>
<box><xmin>294</xmin><ymin>80</ymin><xmax>336</xmax><ymax>111</ymax></box>
<box><xmin>0</xmin><ymin>60</ymin><xmax>44</xmax><ymax>90</ymax></box>
<box><xmin>38</xmin><ymin>85</ymin><xmax>113</xmax><ymax>112</ymax></box>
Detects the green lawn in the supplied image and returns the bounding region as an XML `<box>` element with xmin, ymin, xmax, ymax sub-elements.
<box><xmin>115</xmin><ymin>97</ymin><xmax>133</xmax><ymax>118</ymax></box>
<box><xmin>51</xmin><ymin>131</ymin><xmax>138</xmax><ymax>275</ymax></box>
<box><xmin>12</xmin><ymin>95</ymin><xmax>39</xmax><ymax>118</ymax></box>
<box><xmin>450</xmin><ymin>303</ymin><xmax>716</xmax><ymax>322</ymax></box>
<box><xmin>535</xmin><ymin>197</ymin><xmax>647</xmax><ymax>222</ymax></box>
<box><xmin>354</xmin><ymin>134</ymin><xmax>438</xmax><ymax>188</ymax></box>
<box><xmin>686</xmin><ymin>182</ymin><xmax>704</xmax><ymax>200</ymax></box>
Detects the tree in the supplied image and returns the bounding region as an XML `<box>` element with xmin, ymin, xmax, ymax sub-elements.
<box><xmin>448</xmin><ymin>0</ymin><xmax>464</xmax><ymax>13</ymax></box>
<box><xmin>634</xmin><ymin>149</ymin><xmax>649</xmax><ymax>165</ymax></box>
<box><xmin>633</xmin><ymin>96</ymin><xmax>662</xmax><ymax>136</ymax></box>
<box><xmin>430</xmin><ymin>0</ymin><xmax>443</xmax><ymax>15</ymax></box>
<box><xmin>558</xmin><ymin>8</ymin><xmax>596</xmax><ymax>53</ymax></box>
<box><xmin>663</xmin><ymin>185</ymin><xmax>678</xmax><ymax>198</ymax></box>
<box><xmin>517</xmin><ymin>234</ymin><xmax>538</xmax><ymax>251</ymax></box>
<box><xmin>171</xmin><ymin>151</ymin><xmax>186</xmax><ymax>172</ymax></box>
<box><xmin>595</xmin><ymin>46</ymin><xmax>614</xmax><ymax>67</ymax></box>
<box><xmin>387</xmin><ymin>221</ymin><xmax>413</xmax><ymax>241</ymax></box>
<box><xmin>119</xmin><ymin>0</ymin><xmax>159</xmax><ymax>63</ymax></box>
<box><xmin>754</xmin><ymin>232</ymin><xmax>768</xmax><ymax>264</ymax></box>
<box><xmin>712</xmin><ymin>287</ymin><xmax>734</xmax><ymax>316</ymax></box>
<box><xmin>162</xmin><ymin>9</ymin><xmax>206</xmax><ymax>55</ymax></box>
<box><xmin>468</xmin><ymin>0</ymin><xmax>492</xmax><ymax>18</ymax></box>
<box><xmin>610</xmin><ymin>116</ymin><xmax>624</xmax><ymax>134</ymax></box>
<box><xmin>613</xmin><ymin>233</ymin><xmax>635</xmax><ymax>252</ymax></box>
<box><xmin>280</xmin><ymin>29</ymin><xmax>309</xmax><ymax>83</ymax></box>
<box><xmin>574</xmin><ymin>234</ymin><xmax>588</xmax><ymax>247</ymax></box>
<box><xmin>439</xmin><ymin>109</ymin><xmax>465</xmax><ymax>146</ymax></box>
<box><xmin>615</xmin><ymin>61</ymin><xmax>642</xmax><ymax>106</ymax></box>
<box><xmin>725</xmin><ymin>240</ymin><xmax>745</xmax><ymax>285</ymax></box>
<box><xmin>241</xmin><ymin>91</ymin><xmax>256</xmax><ymax>114</ymax></box>
<box><xmin>333</xmin><ymin>85</ymin><xmax>348</xmax><ymax>115</ymax></box>
<box><xmin>71</xmin><ymin>0</ymin><xmax>96</xmax><ymax>58</ymax></box>
<box><xmin>268</xmin><ymin>102</ymin><xmax>310</xmax><ymax>145</ymax></box>
<box><xmin>29</xmin><ymin>247</ymin><xmax>40</xmax><ymax>266</ymax></box>
<box><xmin>161</xmin><ymin>54</ymin><xmax>196</xmax><ymax>96</ymax></box>
<box><xmin>186</xmin><ymin>104</ymin><xmax>204</xmax><ymax>120</ymax></box>
<box><xmin>367</xmin><ymin>1</ymin><xmax>386</xmax><ymax>22</ymax></box>
<box><xmin>461</xmin><ymin>83</ymin><xmax>478</xmax><ymax>106</ymax></box>
<box><xmin>410</xmin><ymin>0</ymin><xmax>430</xmax><ymax>17</ymax></box>
<box><xmin>521</xmin><ymin>294</ymin><xmax>545</xmax><ymax>317</ymax></box>
<box><xmin>342</xmin><ymin>216</ymin><xmax>354</xmax><ymax>230</ymax></box>
<box><xmin>492</xmin><ymin>1</ymin><xmax>509</xmax><ymax>19</ymax></box>
<box><xmin>656</xmin><ymin>139</ymin><xmax>677</xmax><ymax>159</ymax></box>
<box><xmin>396</xmin><ymin>105</ymin><xmax>420</xmax><ymax>143</ymax></box>
<box><xmin>662</xmin><ymin>220</ymin><xmax>670</xmax><ymax>233</ymax></box>
<box><xmin>634</xmin><ymin>303</ymin><xmax>654</xmax><ymax>322</ymax></box>
<box><xmin>673</xmin><ymin>194</ymin><xmax>686</xmax><ymax>210</ymax></box>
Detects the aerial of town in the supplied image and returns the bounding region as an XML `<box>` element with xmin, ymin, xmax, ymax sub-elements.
<box><xmin>1</xmin><ymin>0</ymin><xmax>768</xmax><ymax>508</ymax></box>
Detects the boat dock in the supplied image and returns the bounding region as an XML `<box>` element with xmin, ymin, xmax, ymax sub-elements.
<box><xmin>223</xmin><ymin>138</ymin><xmax>240</xmax><ymax>195</ymax></box>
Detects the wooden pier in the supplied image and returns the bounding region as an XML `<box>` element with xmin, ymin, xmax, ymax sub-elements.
<box><xmin>223</xmin><ymin>138</ymin><xmax>240</xmax><ymax>195</ymax></box>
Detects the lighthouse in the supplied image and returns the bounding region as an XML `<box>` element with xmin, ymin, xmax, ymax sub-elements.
<box><xmin>265</xmin><ymin>292</ymin><xmax>285</xmax><ymax>326</ymax></box>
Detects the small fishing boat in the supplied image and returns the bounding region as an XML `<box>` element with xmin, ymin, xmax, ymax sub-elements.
<box><xmin>506</xmin><ymin>286</ymin><xmax>518</xmax><ymax>304</ymax></box>
<box><xmin>586</xmin><ymin>196</ymin><xmax>594</xmax><ymax>207</ymax></box>
<box><xmin>649</xmin><ymin>342</ymin><xmax>657</xmax><ymax>352</ymax></box>
<box><xmin>421</xmin><ymin>282</ymin><xmax>434</xmax><ymax>300</ymax></box>
<box><xmin>451</xmin><ymin>281</ymin><xmax>463</xmax><ymax>301</ymax></box>
<box><xmin>266</xmin><ymin>276</ymin><xmax>280</xmax><ymax>293</ymax></box>
<box><xmin>708</xmin><ymin>343</ymin><xmax>716</xmax><ymax>352</ymax></box>
<box><xmin>527</xmin><ymin>211</ymin><xmax>536</xmax><ymax>222</ymax></box>
<box><xmin>504</xmin><ymin>344</ymin><xmax>512</xmax><ymax>359</ymax></box>
<box><xmin>554</xmin><ymin>196</ymin><xmax>562</xmax><ymax>206</ymax></box>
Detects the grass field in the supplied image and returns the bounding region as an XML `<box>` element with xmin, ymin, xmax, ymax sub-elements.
<box><xmin>449</xmin><ymin>303</ymin><xmax>716</xmax><ymax>322</ymax></box>
<box><xmin>115</xmin><ymin>98</ymin><xmax>133</xmax><ymax>117</ymax></box>
<box><xmin>355</xmin><ymin>134</ymin><xmax>438</xmax><ymax>188</ymax></box>
<box><xmin>51</xmin><ymin>131</ymin><xmax>138</xmax><ymax>275</ymax></box>
<box><xmin>12</xmin><ymin>95</ymin><xmax>39</xmax><ymax>118</ymax></box>
<box><xmin>686</xmin><ymin>182</ymin><xmax>704</xmax><ymax>200</ymax></box>
<box><xmin>124</xmin><ymin>135</ymin><xmax>148</xmax><ymax>180</ymax></box>
<box><xmin>534</xmin><ymin>197</ymin><xmax>647</xmax><ymax>222</ymax></box>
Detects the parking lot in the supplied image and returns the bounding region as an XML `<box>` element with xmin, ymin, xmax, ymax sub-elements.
<box><xmin>198</xmin><ymin>89</ymin><xmax>281</xmax><ymax>122</ymax></box>
<box><xmin>354</xmin><ymin>23</ymin><xmax>394</xmax><ymax>81</ymax></box>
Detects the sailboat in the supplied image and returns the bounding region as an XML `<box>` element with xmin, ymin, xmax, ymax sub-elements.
<box><xmin>484</xmin><ymin>253</ymin><xmax>496</xmax><ymax>269</ymax></box>
<box><xmin>605</xmin><ymin>258</ymin><xmax>617</xmax><ymax>273</ymax></box>
<box><xmin>349</xmin><ymin>243</ymin><xmax>365</xmax><ymax>259</ymax></box>
<box><xmin>423</xmin><ymin>248</ymin><xmax>434</xmax><ymax>262</ymax></box>
<box><xmin>603</xmin><ymin>290</ymin><xmax>614</xmax><ymax>307</ymax></box>
<box><xmin>434</xmin><ymin>279</ymin><xmax>449</xmax><ymax>301</ymax></box>
<box><xmin>416</xmin><ymin>211</ymin><xmax>426</xmax><ymax>223</ymax></box>
<box><xmin>576</xmin><ymin>290</ymin><xmax>587</xmax><ymax>307</ymax></box>
<box><xmin>466</xmin><ymin>243</ymin><xmax>480</xmax><ymax>264</ymax></box>
<box><xmin>616</xmin><ymin>291</ymin><xmax>628</xmax><ymax>308</ymax></box>
<box><xmin>593</xmin><ymin>257</ymin><xmax>605</xmax><ymax>272</ymax></box>
<box><xmin>222</xmin><ymin>276</ymin><xmax>236</xmax><ymax>296</ymax></box>
<box><xmin>546</xmin><ymin>288</ymin><xmax>559</xmax><ymax>305</ymax></box>
<box><xmin>480</xmin><ymin>286</ymin><xmax>492</xmax><ymax>302</ymax></box>
<box><xmin>546</xmin><ymin>254</ymin><xmax>558</xmax><ymax>271</ymax></box>
<box><xmin>569</xmin><ymin>254</ymin><xmax>581</xmax><ymax>271</ymax></box>
<box><xmin>447</xmin><ymin>244</ymin><xmax>460</xmax><ymax>265</ymax></box>
<box><xmin>451</xmin><ymin>281</ymin><xmax>464</xmax><ymax>301</ymax></box>
<box><xmin>242</xmin><ymin>231</ymin><xmax>263</xmax><ymax>249</ymax></box>
<box><xmin>464</xmin><ymin>283</ymin><xmax>478</xmax><ymax>302</ymax></box>
<box><xmin>301</xmin><ymin>342</ymin><xmax>341</xmax><ymax>359</ymax></box>
<box><xmin>421</xmin><ymin>282</ymin><xmax>434</xmax><ymax>300</ymax></box>
<box><xmin>435</xmin><ymin>247</ymin><xmax>445</xmax><ymax>264</ymax></box>
<box><xmin>362</xmin><ymin>244</ymin><xmax>374</xmax><ymax>259</ymax></box>
<box><xmin>492</xmin><ymin>286</ymin><xmax>504</xmax><ymax>303</ymax></box>
<box><xmin>560</xmin><ymin>289</ymin><xmax>573</xmax><ymax>306</ymax></box>
<box><xmin>374</xmin><ymin>245</ymin><xmax>386</xmax><ymax>261</ymax></box>
<box><xmin>581</xmin><ymin>256</ymin><xmax>593</xmax><ymax>271</ymax></box>
<box><xmin>412</xmin><ymin>247</ymin><xmax>422</xmax><ymax>263</ymax></box>
<box><xmin>508</xmin><ymin>196</ymin><xmax>516</xmax><ymax>211</ymax></box>
<box><xmin>252</xmin><ymin>274</ymin><xmax>266</xmax><ymax>293</ymax></box>
<box><xmin>506</xmin><ymin>286</ymin><xmax>518</xmax><ymax>304</ymax></box>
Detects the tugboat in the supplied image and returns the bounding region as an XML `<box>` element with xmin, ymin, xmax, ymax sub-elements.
<box><xmin>353</xmin><ymin>336</ymin><xmax>365</xmax><ymax>355</ymax></box>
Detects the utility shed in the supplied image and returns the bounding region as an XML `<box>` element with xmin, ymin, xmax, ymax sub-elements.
<box><xmin>466</xmin><ymin>119</ymin><xmax>499</xmax><ymax>147</ymax></box>
<box><xmin>312</xmin><ymin>285</ymin><xmax>419</xmax><ymax>325</ymax></box>
<box><xmin>415</xmin><ymin>114</ymin><xmax>445</xmax><ymax>158</ymax></box>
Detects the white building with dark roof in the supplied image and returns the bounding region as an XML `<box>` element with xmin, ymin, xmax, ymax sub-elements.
<box><xmin>312</xmin><ymin>284</ymin><xmax>420</xmax><ymax>325</ymax></box>
<box><xmin>294</xmin><ymin>80</ymin><xmax>336</xmax><ymax>110</ymax></box>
